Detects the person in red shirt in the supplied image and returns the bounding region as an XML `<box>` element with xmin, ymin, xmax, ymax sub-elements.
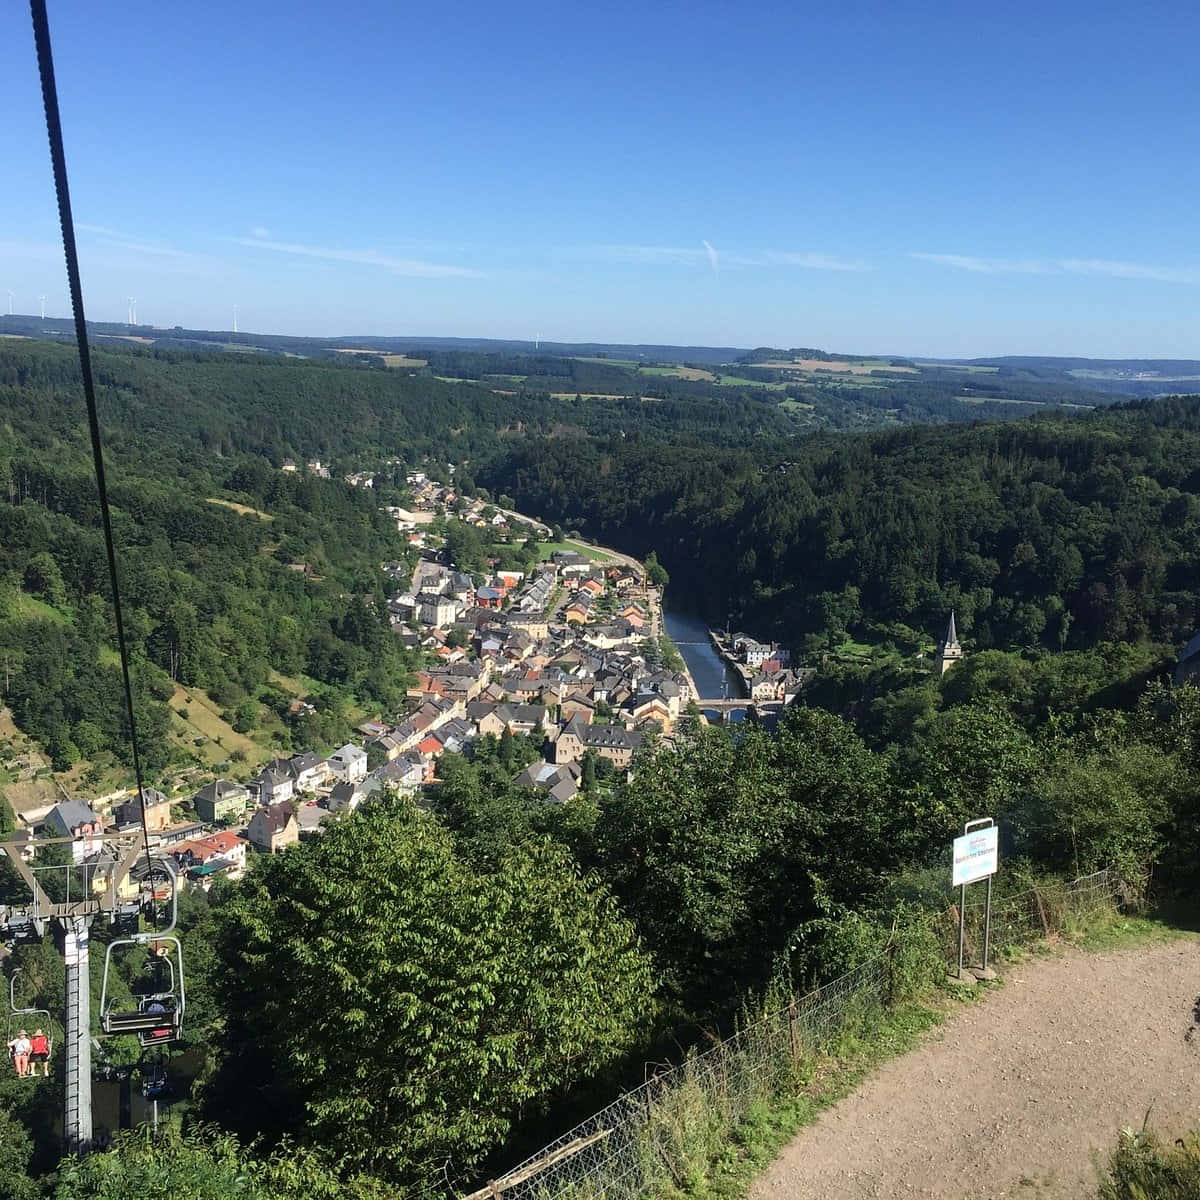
<box><xmin>28</xmin><ymin>1030</ymin><xmax>50</xmax><ymax>1077</ymax></box>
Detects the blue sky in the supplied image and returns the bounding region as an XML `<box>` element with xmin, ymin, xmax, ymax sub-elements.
<box><xmin>3</xmin><ymin>0</ymin><xmax>1199</xmax><ymax>357</ymax></box>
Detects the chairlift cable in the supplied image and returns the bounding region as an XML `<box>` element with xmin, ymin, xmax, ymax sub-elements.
<box><xmin>28</xmin><ymin>0</ymin><xmax>157</xmax><ymax>919</ymax></box>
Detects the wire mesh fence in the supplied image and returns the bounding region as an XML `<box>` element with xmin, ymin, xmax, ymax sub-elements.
<box><xmin>463</xmin><ymin>868</ymin><xmax>1127</xmax><ymax>1200</ymax></box>
<box><xmin>947</xmin><ymin>867</ymin><xmax>1126</xmax><ymax>962</ymax></box>
<box><xmin>460</xmin><ymin>956</ymin><xmax>891</xmax><ymax>1200</ymax></box>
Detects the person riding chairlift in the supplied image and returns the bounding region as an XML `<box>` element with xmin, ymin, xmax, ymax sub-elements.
<box><xmin>29</xmin><ymin>1029</ymin><xmax>50</xmax><ymax>1077</ymax></box>
<box><xmin>6</xmin><ymin>1030</ymin><xmax>30</xmax><ymax>1078</ymax></box>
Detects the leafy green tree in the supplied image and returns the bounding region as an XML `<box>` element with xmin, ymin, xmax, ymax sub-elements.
<box><xmin>591</xmin><ymin>724</ymin><xmax>768</xmax><ymax>1006</ymax></box>
<box><xmin>1018</xmin><ymin>732</ymin><xmax>1174</xmax><ymax>874</ymax></box>
<box><xmin>50</xmin><ymin>1125</ymin><xmax>389</xmax><ymax>1200</ymax></box>
<box><xmin>23</xmin><ymin>552</ymin><xmax>66</xmax><ymax>609</ymax></box>
<box><xmin>205</xmin><ymin>797</ymin><xmax>651</xmax><ymax>1185</ymax></box>
<box><xmin>580</xmin><ymin>750</ymin><xmax>598</xmax><ymax>792</ymax></box>
<box><xmin>643</xmin><ymin>550</ymin><xmax>668</xmax><ymax>588</ymax></box>
<box><xmin>901</xmin><ymin>703</ymin><xmax>1040</xmax><ymax>855</ymax></box>
<box><xmin>0</xmin><ymin>1105</ymin><xmax>37</xmax><ymax>1200</ymax></box>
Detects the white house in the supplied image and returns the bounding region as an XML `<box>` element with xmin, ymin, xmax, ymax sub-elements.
<box><xmin>327</xmin><ymin>743</ymin><xmax>368</xmax><ymax>784</ymax></box>
<box><xmin>253</xmin><ymin>766</ymin><xmax>294</xmax><ymax>806</ymax></box>
<box><xmin>418</xmin><ymin>592</ymin><xmax>458</xmax><ymax>627</ymax></box>
<box><xmin>288</xmin><ymin>751</ymin><xmax>329</xmax><ymax>793</ymax></box>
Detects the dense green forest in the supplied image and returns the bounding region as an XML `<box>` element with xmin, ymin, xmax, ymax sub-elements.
<box><xmin>1</xmin><ymin>336</ymin><xmax>1199</xmax><ymax>1196</ymax></box>
<box><xmin>487</xmin><ymin>397</ymin><xmax>1200</xmax><ymax>654</ymax></box>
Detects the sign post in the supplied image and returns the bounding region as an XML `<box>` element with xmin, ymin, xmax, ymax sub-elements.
<box><xmin>949</xmin><ymin>818</ymin><xmax>998</xmax><ymax>985</ymax></box>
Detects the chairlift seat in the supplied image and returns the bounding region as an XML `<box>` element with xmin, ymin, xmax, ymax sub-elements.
<box><xmin>101</xmin><ymin>1001</ymin><xmax>180</xmax><ymax>1037</ymax></box>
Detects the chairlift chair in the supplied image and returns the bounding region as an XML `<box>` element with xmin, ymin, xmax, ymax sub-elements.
<box><xmin>100</xmin><ymin>935</ymin><xmax>186</xmax><ymax>1046</ymax></box>
<box><xmin>1</xmin><ymin>910</ymin><xmax>44</xmax><ymax>946</ymax></box>
<box><xmin>7</xmin><ymin>970</ymin><xmax>53</xmax><ymax>1072</ymax></box>
<box><xmin>140</xmin><ymin>1053</ymin><xmax>170</xmax><ymax>1100</ymax></box>
<box><xmin>99</xmin><ymin>856</ymin><xmax>185</xmax><ymax>1047</ymax></box>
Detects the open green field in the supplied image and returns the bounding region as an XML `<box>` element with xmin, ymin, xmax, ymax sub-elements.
<box><xmin>267</xmin><ymin>669</ymin><xmax>368</xmax><ymax>726</ymax></box>
<box><xmin>572</xmin><ymin>356</ymin><xmax>640</xmax><ymax>368</ymax></box>
<box><xmin>717</xmin><ymin>374</ymin><xmax>787</xmax><ymax>390</ymax></box>
<box><xmin>532</xmin><ymin>539</ymin><xmax>619</xmax><ymax>564</ymax></box>
<box><xmin>564</xmin><ymin>538</ymin><xmax>621</xmax><ymax>563</ymax></box>
<box><xmin>267</xmin><ymin>668</ymin><xmax>325</xmax><ymax>698</ymax></box>
<box><xmin>914</xmin><ymin>362</ymin><xmax>1000</xmax><ymax>374</ymax></box>
<box><xmin>759</xmin><ymin>358</ymin><xmax>918</xmax><ymax>376</ymax></box>
<box><xmin>9</xmin><ymin>593</ymin><xmax>69</xmax><ymax>624</ymax></box>
<box><xmin>170</xmin><ymin>684</ymin><xmax>273</xmax><ymax>769</ymax></box>
<box><xmin>640</xmin><ymin>365</ymin><xmax>716</xmax><ymax>382</ymax></box>
<box><xmin>1069</xmin><ymin>367</ymin><xmax>1200</xmax><ymax>382</ymax></box>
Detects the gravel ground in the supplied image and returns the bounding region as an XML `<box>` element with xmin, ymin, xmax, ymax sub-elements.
<box><xmin>750</xmin><ymin>939</ymin><xmax>1200</xmax><ymax>1200</ymax></box>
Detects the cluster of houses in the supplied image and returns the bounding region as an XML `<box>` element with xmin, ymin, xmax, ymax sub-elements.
<box><xmin>724</xmin><ymin>634</ymin><xmax>810</xmax><ymax>703</ymax></box>
<box><xmin>15</xmin><ymin>740</ymin><xmax>378</xmax><ymax>895</ymax></box>
<box><xmin>10</xmin><ymin>475</ymin><xmax>814</xmax><ymax>906</ymax></box>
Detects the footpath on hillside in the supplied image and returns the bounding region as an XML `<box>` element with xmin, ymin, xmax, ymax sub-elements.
<box><xmin>750</xmin><ymin>939</ymin><xmax>1199</xmax><ymax>1200</ymax></box>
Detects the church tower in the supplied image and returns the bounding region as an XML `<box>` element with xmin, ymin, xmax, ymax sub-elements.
<box><xmin>935</xmin><ymin>611</ymin><xmax>964</xmax><ymax>676</ymax></box>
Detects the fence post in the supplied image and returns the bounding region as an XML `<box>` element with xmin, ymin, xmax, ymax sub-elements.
<box><xmin>1032</xmin><ymin>886</ymin><xmax>1051</xmax><ymax>937</ymax></box>
<box><xmin>885</xmin><ymin>940</ymin><xmax>897</xmax><ymax>1005</ymax></box>
<box><xmin>788</xmin><ymin>1001</ymin><xmax>799</xmax><ymax>1062</ymax></box>
<box><xmin>948</xmin><ymin>903</ymin><xmax>975</xmax><ymax>957</ymax></box>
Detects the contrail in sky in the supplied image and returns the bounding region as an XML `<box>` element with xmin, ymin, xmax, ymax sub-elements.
<box><xmin>702</xmin><ymin>239</ymin><xmax>719</xmax><ymax>277</ymax></box>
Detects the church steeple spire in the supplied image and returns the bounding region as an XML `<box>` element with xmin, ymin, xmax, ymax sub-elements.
<box><xmin>935</xmin><ymin>611</ymin><xmax>964</xmax><ymax>676</ymax></box>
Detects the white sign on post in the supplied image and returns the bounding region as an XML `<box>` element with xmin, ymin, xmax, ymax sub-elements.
<box><xmin>952</xmin><ymin>825</ymin><xmax>998</xmax><ymax>887</ymax></box>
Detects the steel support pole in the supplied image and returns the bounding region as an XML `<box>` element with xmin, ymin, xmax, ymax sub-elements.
<box><xmin>982</xmin><ymin>873</ymin><xmax>993</xmax><ymax>972</ymax></box>
<box><xmin>957</xmin><ymin>882</ymin><xmax>966</xmax><ymax>975</ymax></box>
<box><xmin>62</xmin><ymin>916</ymin><xmax>93</xmax><ymax>1155</ymax></box>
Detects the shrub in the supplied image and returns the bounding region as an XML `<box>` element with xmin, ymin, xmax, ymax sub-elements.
<box><xmin>1097</xmin><ymin>1127</ymin><xmax>1200</xmax><ymax>1199</ymax></box>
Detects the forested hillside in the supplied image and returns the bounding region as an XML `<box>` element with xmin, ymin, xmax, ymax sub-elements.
<box><xmin>488</xmin><ymin>397</ymin><xmax>1200</xmax><ymax>654</ymax></box>
<box><xmin>2</xmin><ymin>336</ymin><xmax>1200</xmax><ymax>1198</ymax></box>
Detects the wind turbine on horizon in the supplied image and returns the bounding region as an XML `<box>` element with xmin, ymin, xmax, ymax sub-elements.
<box><xmin>233</xmin><ymin>304</ymin><xmax>239</xmax><ymax>334</ymax></box>
<box><xmin>39</xmin><ymin>296</ymin><xmax>46</xmax><ymax>320</ymax></box>
<box><xmin>127</xmin><ymin>297</ymin><xmax>136</xmax><ymax>326</ymax></box>
<box><xmin>6</xmin><ymin>291</ymin><xmax>13</xmax><ymax>316</ymax></box>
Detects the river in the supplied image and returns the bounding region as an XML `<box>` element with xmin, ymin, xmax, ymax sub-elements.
<box><xmin>661</xmin><ymin>608</ymin><xmax>745</xmax><ymax>702</ymax></box>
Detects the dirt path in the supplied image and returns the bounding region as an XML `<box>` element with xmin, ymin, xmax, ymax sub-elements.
<box><xmin>750</xmin><ymin>939</ymin><xmax>1200</xmax><ymax>1200</ymax></box>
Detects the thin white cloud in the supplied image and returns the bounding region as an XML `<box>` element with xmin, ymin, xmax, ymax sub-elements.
<box><xmin>592</xmin><ymin>244</ymin><xmax>708</xmax><ymax>266</ymax></box>
<box><xmin>748</xmin><ymin>250</ymin><xmax>867</xmax><ymax>272</ymax></box>
<box><xmin>79</xmin><ymin>223</ymin><xmax>192</xmax><ymax>256</ymax></box>
<box><xmin>1058</xmin><ymin>257</ymin><xmax>1200</xmax><ymax>284</ymax></box>
<box><xmin>75</xmin><ymin>224</ymin><xmax>218</xmax><ymax>275</ymax></box>
<box><xmin>250</xmin><ymin>226</ymin><xmax>272</xmax><ymax>240</ymax></box>
<box><xmin>92</xmin><ymin>237</ymin><xmax>195</xmax><ymax>259</ymax></box>
<box><xmin>585</xmin><ymin>244</ymin><xmax>867</xmax><ymax>271</ymax></box>
<box><xmin>911</xmin><ymin>250</ymin><xmax>1198</xmax><ymax>283</ymax></box>
<box><xmin>909</xmin><ymin>251</ymin><xmax>1001</xmax><ymax>273</ymax></box>
<box><xmin>232</xmin><ymin>236</ymin><xmax>485</xmax><ymax>279</ymax></box>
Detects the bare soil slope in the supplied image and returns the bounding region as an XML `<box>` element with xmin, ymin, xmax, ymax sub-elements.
<box><xmin>751</xmin><ymin>940</ymin><xmax>1200</xmax><ymax>1200</ymax></box>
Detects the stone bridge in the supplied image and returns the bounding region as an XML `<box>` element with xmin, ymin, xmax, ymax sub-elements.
<box><xmin>696</xmin><ymin>699</ymin><xmax>786</xmax><ymax>722</ymax></box>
